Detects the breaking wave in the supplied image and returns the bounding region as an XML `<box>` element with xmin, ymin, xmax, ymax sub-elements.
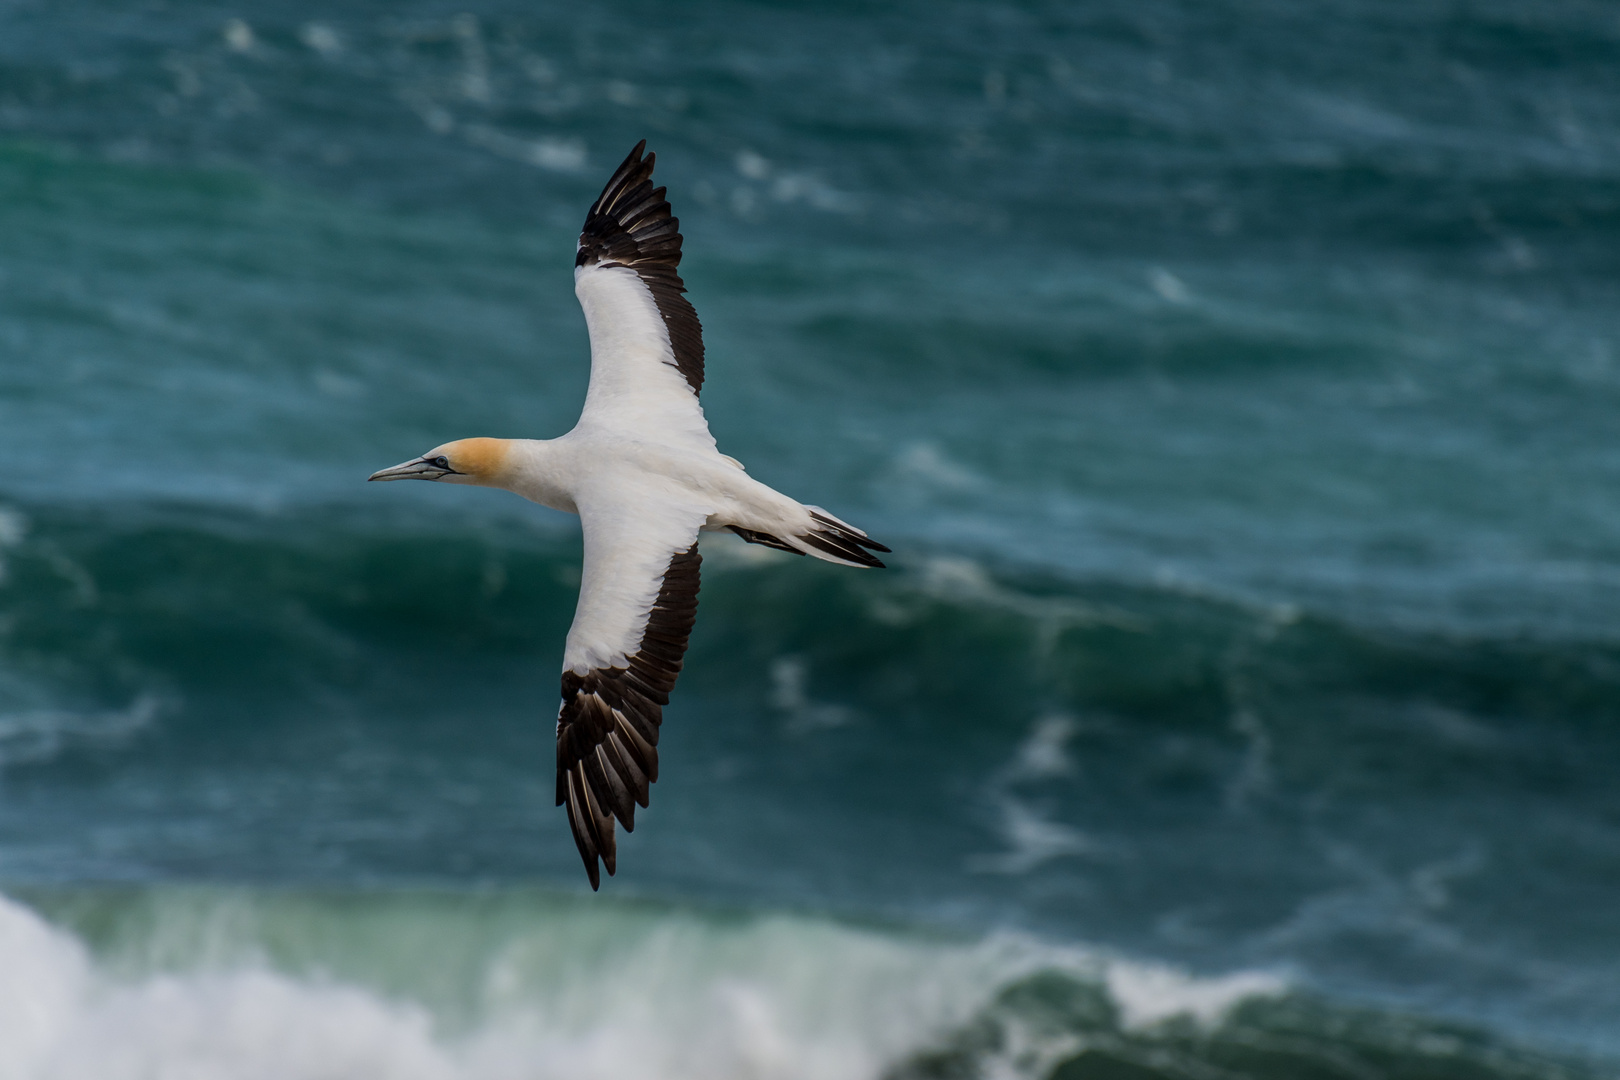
<box><xmin>5</xmin><ymin>887</ymin><xmax>1596</xmax><ymax>1080</ymax></box>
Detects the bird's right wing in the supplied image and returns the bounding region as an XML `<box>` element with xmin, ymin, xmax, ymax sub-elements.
<box><xmin>572</xmin><ymin>141</ymin><xmax>715</xmax><ymax>453</ymax></box>
<box><xmin>555</xmin><ymin>492</ymin><xmax>707</xmax><ymax>889</ymax></box>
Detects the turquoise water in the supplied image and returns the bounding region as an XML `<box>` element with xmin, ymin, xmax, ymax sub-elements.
<box><xmin>2</xmin><ymin>2</ymin><xmax>1619</xmax><ymax>1075</ymax></box>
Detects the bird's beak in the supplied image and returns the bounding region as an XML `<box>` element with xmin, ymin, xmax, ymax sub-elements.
<box><xmin>368</xmin><ymin>457</ymin><xmax>448</xmax><ymax>482</ymax></box>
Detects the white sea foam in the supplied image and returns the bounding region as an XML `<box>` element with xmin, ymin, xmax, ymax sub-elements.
<box><xmin>0</xmin><ymin>695</ymin><xmax>158</xmax><ymax>768</ymax></box>
<box><xmin>966</xmin><ymin>796</ymin><xmax>1098</xmax><ymax>875</ymax></box>
<box><xmin>1105</xmin><ymin>961</ymin><xmax>1285</xmax><ymax>1030</ymax></box>
<box><xmin>0</xmin><ymin>891</ymin><xmax>1285</xmax><ymax>1080</ymax></box>
<box><xmin>0</xmin><ymin>504</ymin><xmax>25</xmax><ymax>587</ymax></box>
<box><xmin>967</xmin><ymin>715</ymin><xmax>1099</xmax><ymax>875</ymax></box>
<box><xmin>770</xmin><ymin>655</ymin><xmax>854</xmax><ymax>732</ymax></box>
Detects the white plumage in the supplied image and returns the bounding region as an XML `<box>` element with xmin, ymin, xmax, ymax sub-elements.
<box><xmin>369</xmin><ymin>141</ymin><xmax>888</xmax><ymax>888</ymax></box>
<box><xmin>575</xmin><ymin>263</ymin><xmax>715</xmax><ymax>451</ymax></box>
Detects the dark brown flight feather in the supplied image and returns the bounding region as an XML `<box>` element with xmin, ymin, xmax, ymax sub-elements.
<box><xmin>800</xmin><ymin>510</ymin><xmax>890</xmax><ymax>568</ymax></box>
<box><xmin>556</xmin><ymin>543</ymin><xmax>701</xmax><ymax>889</ymax></box>
<box><xmin>576</xmin><ymin>140</ymin><xmax>705</xmax><ymax>396</ymax></box>
<box><xmin>727</xmin><ymin>525</ymin><xmax>805</xmax><ymax>554</ymax></box>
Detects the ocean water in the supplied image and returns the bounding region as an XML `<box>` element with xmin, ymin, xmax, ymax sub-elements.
<box><xmin>2</xmin><ymin>1</ymin><xmax>1619</xmax><ymax>1076</ymax></box>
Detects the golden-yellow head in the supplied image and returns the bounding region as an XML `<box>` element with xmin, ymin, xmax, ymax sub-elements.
<box><xmin>368</xmin><ymin>438</ymin><xmax>513</xmax><ymax>486</ymax></box>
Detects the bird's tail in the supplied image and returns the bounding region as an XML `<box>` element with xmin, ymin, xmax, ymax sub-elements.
<box><xmin>730</xmin><ymin>506</ymin><xmax>889</xmax><ymax>568</ymax></box>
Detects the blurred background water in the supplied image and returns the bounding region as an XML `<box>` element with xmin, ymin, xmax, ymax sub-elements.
<box><xmin>1</xmin><ymin>2</ymin><xmax>1618</xmax><ymax>1077</ymax></box>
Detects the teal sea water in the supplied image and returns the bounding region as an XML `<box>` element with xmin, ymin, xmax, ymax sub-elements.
<box><xmin>2</xmin><ymin>2</ymin><xmax>1619</xmax><ymax>1076</ymax></box>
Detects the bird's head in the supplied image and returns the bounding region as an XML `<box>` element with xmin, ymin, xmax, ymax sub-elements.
<box><xmin>368</xmin><ymin>438</ymin><xmax>512</xmax><ymax>486</ymax></box>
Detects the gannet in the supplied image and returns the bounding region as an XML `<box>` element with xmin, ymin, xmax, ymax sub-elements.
<box><xmin>369</xmin><ymin>141</ymin><xmax>889</xmax><ymax>889</ymax></box>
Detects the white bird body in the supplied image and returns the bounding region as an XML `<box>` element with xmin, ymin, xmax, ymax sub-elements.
<box><xmin>494</xmin><ymin>436</ymin><xmax>809</xmax><ymax>537</ymax></box>
<box><xmin>467</xmin><ymin>433</ymin><xmax>828</xmax><ymax>673</ymax></box>
<box><xmin>369</xmin><ymin>142</ymin><xmax>888</xmax><ymax>889</ymax></box>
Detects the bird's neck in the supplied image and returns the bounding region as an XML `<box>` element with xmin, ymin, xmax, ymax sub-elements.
<box><xmin>490</xmin><ymin>438</ymin><xmax>577</xmax><ymax>514</ymax></box>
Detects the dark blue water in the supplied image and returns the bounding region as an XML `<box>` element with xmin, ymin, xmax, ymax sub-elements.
<box><xmin>1</xmin><ymin>3</ymin><xmax>1618</xmax><ymax>1076</ymax></box>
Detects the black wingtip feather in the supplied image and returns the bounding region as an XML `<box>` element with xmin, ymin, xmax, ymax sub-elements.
<box><xmin>797</xmin><ymin>511</ymin><xmax>891</xmax><ymax>567</ymax></box>
<box><xmin>728</xmin><ymin>525</ymin><xmax>807</xmax><ymax>554</ymax></box>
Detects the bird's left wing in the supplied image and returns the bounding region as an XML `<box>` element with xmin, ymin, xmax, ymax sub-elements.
<box><xmin>573</xmin><ymin>141</ymin><xmax>714</xmax><ymax>453</ymax></box>
<box><xmin>556</xmin><ymin>492</ymin><xmax>707</xmax><ymax>889</ymax></box>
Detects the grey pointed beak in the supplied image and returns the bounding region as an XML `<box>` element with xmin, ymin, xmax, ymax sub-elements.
<box><xmin>368</xmin><ymin>457</ymin><xmax>447</xmax><ymax>482</ymax></box>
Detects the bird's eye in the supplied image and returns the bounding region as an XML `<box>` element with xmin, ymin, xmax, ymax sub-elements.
<box><xmin>431</xmin><ymin>456</ymin><xmax>450</xmax><ymax>470</ymax></box>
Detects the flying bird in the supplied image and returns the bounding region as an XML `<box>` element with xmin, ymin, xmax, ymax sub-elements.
<box><xmin>369</xmin><ymin>141</ymin><xmax>889</xmax><ymax>889</ymax></box>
